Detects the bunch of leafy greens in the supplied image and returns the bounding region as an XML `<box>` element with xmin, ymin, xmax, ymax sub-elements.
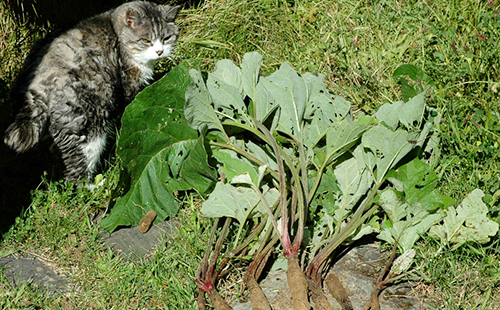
<box><xmin>102</xmin><ymin>53</ymin><xmax>498</xmax><ymax>307</ymax></box>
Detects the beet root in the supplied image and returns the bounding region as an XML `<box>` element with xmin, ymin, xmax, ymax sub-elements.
<box><xmin>325</xmin><ymin>273</ymin><xmax>353</xmax><ymax>310</ymax></box>
<box><xmin>245</xmin><ymin>276</ymin><xmax>272</xmax><ymax>310</ymax></box>
<box><xmin>287</xmin><ymin>257</ymin><xmax>311</xmax><ymax>310</ymax></box>
<box><xmin>207</xmin><ymin>288</ymin><xmax>233</xmax><ymax>310</ymax></box>
<box><xmin>308</xmin><ymin>280</ymin><xmax>335</xmax><ymax>310</ymax></box>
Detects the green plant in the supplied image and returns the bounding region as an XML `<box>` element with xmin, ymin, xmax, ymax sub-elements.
<box><xmin>102</xmin><ymin>52</ymin><xmax>500</xmax><ymax>308</ymax></box>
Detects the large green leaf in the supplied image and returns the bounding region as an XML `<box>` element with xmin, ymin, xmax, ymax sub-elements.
<box><xmin>206</xmin><ymin>60</ymin><xmax>252</xmax><ymax>125</ymax></box>
<box><xmin>386</xmin><ymin>158</ymin><xmax>454</xmax><ymax>211</ymax></box>
<box><xmin>361</xmin><ymin>126</ymin><xmax>414</xmax><ymax>184</ymax></box>
<box><xmin>185</xmin><ymin>68</ymin><xmax>225</xmax><ymax>133</ymax></box>
<box><xmin>102</xmin><ymin>64</ymin><xmax>216</xmax><ymax>232</ymax></box>
<box><xmin>326</xmin><ymin>119</ymin><xmax>369</xmax><ymax>165</ymax></box>
<box><xmin>241</xmin><ymin>52</ymin><xmax>263</xmax><ymax>99</ymax></box>
<box><xmin>374</xmin><ymin>93</ymin><xmax>425</xmax><ymax>131</ymax></box>
<box><xmin>333</xmin><ymin>146</ymin><xmax>373</xmax><ymax>222</ymax></box>
<box><xmin>376</xmin><ymin>158</ymin><xmax>454</xmax><ymax>251</ymax></box>
<box><xmin>302</xmin><ymin>73</ymin><xmax>352</xmax><ymax>148</ymax></box>
<box><xmin>212</xmin><ymin>149</ymin><xmax>259</xmax><ymax>184</ymax></box>
<box><xmin>261</xmin><ymin>62</ymin><xmax>308</xmax><ymax>137</ymax></box>
<box><xmin>377</xmin><ymin>189</ymin><xmax>445</xmax><ymax>252</ymax></box>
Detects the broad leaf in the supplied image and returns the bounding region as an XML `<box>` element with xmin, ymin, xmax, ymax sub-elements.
<box><xmin>241</xmin><ymin>52</ymin><xmax>263</xmax><ymax>99</ymax></box>
<box><xmin>377</xmin><ymin>189</ymin><xmax>445</xmax><ymax>252</ymax></box>
<box><xmin>325</xmin><ymin>119</ymin><xmax>369</xmax><ymax>166</ymax></box>
<box><xmin>362</xmin><ymin>126</ymin><xmax>413</xmax><ymax>184</ymax></box>
<box><xmin>185</xmin><ymin>68</ymin><xmax>225</xmax><ymax>133</ymax></box>
<box><xmin>102</xmin><ymin>64</ymin><xmax>216</xmax><ymax>232</ymax></box>
<box><xmin>201</xmin><ymin>182</ymin><xmax>280</xmax><ymax>225</ymax></box>
<box><xmin>386</xmin><ymin>158</ymin><xmax>454</xmax><ymax>211</ymax></box>
<box><xmin>374</xmin><ymin>93</ymin><xmax>425</xmax><ymax>131</ymax></box>
<box><xmin>262</xmin><ymin>62</ymin><xmax>308</xmax><ymax>136</ymax></box>
<box><xmin>212</xmin><ymin>149</ymin><xmax>259</xmax><ymax>184</ymax></box>
<box><xmin>333</xmin><ymin>147</ymin><xmax>373</xmax><ymax>222</ymax></box>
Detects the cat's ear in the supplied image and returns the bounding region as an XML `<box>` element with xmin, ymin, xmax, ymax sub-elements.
<box><xmin>125</xmin><ymin>8</ymin><xmax>141</xmax><ymax>29</ymax></box>
<box><xmin>163</xmin><ymin>5</ymin><xmax>182</xmax><ymax>21</ymax></box>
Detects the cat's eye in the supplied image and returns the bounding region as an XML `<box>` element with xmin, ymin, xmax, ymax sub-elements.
<box><xmin>141</xmin><ymin>38</ymin><xmax>151</xmax><ymax>44</ymax></box>
<box><xmin>163</xmin><ymin>35</ymin><xmax>172</xmax><ymax>43</ymax></box>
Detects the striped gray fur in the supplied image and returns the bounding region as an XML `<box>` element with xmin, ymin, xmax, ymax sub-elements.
<box><xmin>4</xmin><ymin>1</ymin><xmax>181</xmax><ymax>184</ymax></box>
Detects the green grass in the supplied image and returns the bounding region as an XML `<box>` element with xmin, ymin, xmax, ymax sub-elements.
<box><xmin>1</xmin><ymin>0</ymin><xmax>500</xmax><ymax>308</ymax></box>
<box><xmin>1</xmin><ymin>176</ymin><xmax>209</xmax><ymax>309</ymax></box>
<box><xmin>414</xmin><ymin>239</ymin><xmax>500</xmax><ymax>309</ymax></box>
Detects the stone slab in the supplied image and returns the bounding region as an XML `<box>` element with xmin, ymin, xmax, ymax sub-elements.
<box><xmin>0</xmin><ymin>255</ymin><xmax>68</xmax><ymax>295</ymax></box>
<box><xmin>100</xmin><ymin>220</ymin><xmax>178</xmax><ymax>260</ymax></box>
<box><xmin>232</xmin><ymin>244</ymin><xmax>434</xmax><ymax>309</ymax></box>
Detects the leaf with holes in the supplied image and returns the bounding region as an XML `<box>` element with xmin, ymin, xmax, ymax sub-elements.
<box><xmin>102</xmin><ymin>64</ymin><xmax>216</xmax><ymax>232</ymax></box>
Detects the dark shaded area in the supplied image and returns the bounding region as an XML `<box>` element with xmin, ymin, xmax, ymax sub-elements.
<box><xmin>4</xmin><ymin>0</ymin><xmax>204</xmax><ymax>28</ymax></box>
<box><xmin>4</xmin><ymin>0</ymin><xmax>124</xmax><ymax>28</ymax></box>
<box><xmin>0</xmin><ymin>29</ymin><xmax>66</xmax><ymax>238</ymax></box>
<box><xmin>0</xmin><ymin>135</ymin><xmax>65</xmax><ymax>236</ymax></box>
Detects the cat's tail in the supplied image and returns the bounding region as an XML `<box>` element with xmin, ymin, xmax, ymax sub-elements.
<box><xmin>4</xmin><ymin>104</ymin><xmax>48</xmax><ymax>153</ymax></box>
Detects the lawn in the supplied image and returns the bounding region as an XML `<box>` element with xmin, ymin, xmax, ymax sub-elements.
<box><xmin>1</xmin><ymin>0</ymin><xmax>499</xmax><ymax>309</ymax></box>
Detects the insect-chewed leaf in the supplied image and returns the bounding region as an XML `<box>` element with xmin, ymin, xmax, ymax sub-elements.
<box><xmin>374</xmin><ymin>101</ymin><xmax>404</xmax><ymax>130</ymax></box>
<box><xmin>185</xmin><ymin>68</ymin><xmax>225</xmax><ymax>132</ymax></box>
<box><xmin>261</xmin><ymin>62</ymin><xmax>308</xmax><ymax>136</ymax></box>
<box><xmin>102</xmin><ymin>64</ymin><xmax>216</xmax><ymax>232</ymax></box>
<box><xmin>333</xmin><ymin>146</ymin><xmax>373</xmax><ymax>221</ymax></box>
<box><xmin>210</xmin><ymin>59</ymin><xmax>243</xmax><ymax>93</ymax></box>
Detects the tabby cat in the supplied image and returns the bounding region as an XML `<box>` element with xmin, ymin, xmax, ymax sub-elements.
<box><xmin>4</xmin><ymin>1</ymin><xmax>181</xmax><ymax>185</ymax></box>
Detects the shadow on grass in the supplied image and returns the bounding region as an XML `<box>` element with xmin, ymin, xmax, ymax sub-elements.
<box><xmin>0</xmin><ymin>116</ymin><xmax>65</xmax><ymax>237</ymax></box>
<box><xmin>0</xmin><ymin>25</ymin><xmax>68</xmax><ymax>238</ymax></box>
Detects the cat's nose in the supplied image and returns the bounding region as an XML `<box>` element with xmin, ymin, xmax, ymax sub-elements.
<box><xmin>156</xmin><ymin>50</ymin><xmax>163</xmax><ymax>56</ymax></box>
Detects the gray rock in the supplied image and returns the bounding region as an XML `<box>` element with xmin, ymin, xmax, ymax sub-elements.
<box><xmin>0</xmin><ymin>255</ymin><xmax>69</xmax><ymax>295</ymax></box>
<box><xmin>231</xmin><ymin>244</ymin><xmax>435</xmax><ymax>310</ymax></box>
<box><xmin>0</xmin><ymin>220</ymin><xmax>177</xmax><ymax>295</ymax></box>
<box><xmin>332</xmin><ymin>244</ymin><xmax>430</xmax><ymax>310</ymax></box>
<box><xmin>100</xmin><ymin>220</ymin><xmax>178</xmax><ymax>260</ymax></box>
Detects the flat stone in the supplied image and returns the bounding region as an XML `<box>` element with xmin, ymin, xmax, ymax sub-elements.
<box><xmin>0</xmin><ymin>255</ymin><xmax>68</xmax><ymax>294</ymax></box>
<box><xmin>332</xmin><ymin>244</ymin><xmax>428</xmax><ymax>310</ymax></box>
<box><xmin>231</xmin><ymin>244</ymin><xmax>434</xmax><ymax>309</ymax></box>
<box><xmin>100</xmin><ymin>220</ymin><xmax>178</xmax><ymax>260</ymax></box>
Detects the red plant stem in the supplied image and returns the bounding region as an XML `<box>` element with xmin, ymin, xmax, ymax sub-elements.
<box><xmin>207</xmin><ymin>218</ymin><xmax>232</xmax><ymax>286</ymax></box>
<box><xmin>199</xmin><ymin>218</ymin><xmax>220</xmax><ymax>285</ymax></box>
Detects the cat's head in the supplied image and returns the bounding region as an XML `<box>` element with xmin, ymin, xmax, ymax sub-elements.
<box><xmin>113</xmin><ymin>2</ymin><xmax>181</xmax><ymax>65</ymax></box>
